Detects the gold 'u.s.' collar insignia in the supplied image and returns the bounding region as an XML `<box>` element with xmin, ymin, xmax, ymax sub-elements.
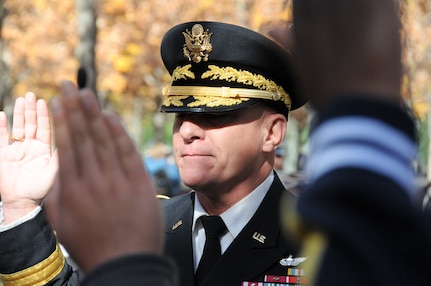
<box><xmin>182</xmin><ymin>24</ymin><xmax>213</xmax><ymax>63</ymax></box>
<box><xmin>172</xmin><ymin>220</ymin><xmax>183</xmax><ymax>230</ymax></box>
<box><xmin>252</xmin><ymin>231</ymin><xmax>266</xmax><ymax>244</ymax></box>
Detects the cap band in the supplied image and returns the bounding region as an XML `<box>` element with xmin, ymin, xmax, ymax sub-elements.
<box><xmin>162</xmin><ymin>86</ymin><xmax>291</xmax><ymax>110</ymax></box>
<box><xmin>163</xmin><ymin>64</ymin><xmax>292</xmax><ymax>110</ymax></box>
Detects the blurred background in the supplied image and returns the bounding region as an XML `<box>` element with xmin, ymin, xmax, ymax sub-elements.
<box><xmin>0</xmin><ymin>0</ymin><xmax>430</xmax><ymax>187</ymax></box>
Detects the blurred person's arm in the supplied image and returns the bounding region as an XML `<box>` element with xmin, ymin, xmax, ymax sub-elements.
<box><xmin>272</xmin><ymin>0</ymin><xmax>431</xmax><ymax>285</ymax></box>
<box><xmin>46</xmin><ymin>81</ymin><xmax>178</xmax><ymax>285</ymax></box>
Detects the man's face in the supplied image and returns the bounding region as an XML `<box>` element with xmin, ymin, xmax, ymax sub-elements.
<box><xmin>172</xmin><ymin>106</ymin><xmax>271</xmax><ymax>193</ymax></box>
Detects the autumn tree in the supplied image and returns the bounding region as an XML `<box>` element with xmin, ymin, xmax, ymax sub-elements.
<box><xmin>0</xmin><ymin>0</ymin><xmax>13</xmax><ymax>116</ymax></box>
<box><xmin>2</xmin><ymin>0</ymin><xmax>430</xmax><ymax>173</ymax></box>
<box><xmin>3</xmin><ymin>0</ymin><xmax>78</xmax><ymax>100</ymax></box>
<box><xmin>401</xmin><ymin>0</ymin><xmax>431</xmax><ymax>176</ymax></box>
<box><xmin>75</xmin><ymin>0</ymin><xmax>97</xmax><ymax>96</ymax></box>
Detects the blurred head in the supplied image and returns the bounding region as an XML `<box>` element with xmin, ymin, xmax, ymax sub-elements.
<box><xmin>274</xmin><ymin>146</ymin><xmax>287</xmax><ymax>171</ymax></box>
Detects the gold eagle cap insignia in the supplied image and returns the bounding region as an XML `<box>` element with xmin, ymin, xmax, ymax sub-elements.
<box><xmin>182</xmin><ymin>24</ymin><xmax>213</xmax><ymax>63</ymax></box>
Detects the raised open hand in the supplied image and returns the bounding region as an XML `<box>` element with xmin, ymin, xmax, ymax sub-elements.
<box><xmin>268</xmin><ymin>0</ymin><xmax>403</xmax><ymax>110</ymax></box>
<box><xmin>45</xmin><ymin>81</ymin><xmax>164</xmax><ymax>272</ymax></box>
<box><xmin>292</xmin><ymin>0</ymin><xmax>403</xmax><ymax>109</ymax></box>
<box><xmin>0</xmin><ymin>92</ymin><xmax>57</xmax><ymax>224</ymax></box>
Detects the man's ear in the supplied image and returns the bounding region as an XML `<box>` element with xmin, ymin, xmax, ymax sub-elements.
<box><xmin>262</xmin><ymin>113</ymin><xmax>287</xmax><ymax>153</ymax></box>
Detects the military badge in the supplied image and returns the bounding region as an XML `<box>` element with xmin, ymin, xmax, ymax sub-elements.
<box><xmin>252</xmin><ymin>232</ymin><xmax>266</xmax><ymax>244</ymax></box>
<box><xmin>172</xmin><ymin>219</ymin><xmax>183</xmax><ymax>230</ymax></box>
<box><xmin>182</xmin><ymin>24</ymin><xmax>213</xmax><ymax>63</ymax></box>
<box><xmin>279</xmin><ymin>254</ymin><xmax>308</xmax><ymax>267</ymax></box>
<box><xmin>264</xmin><ymin>274</ymin><xmax>308</xmax><ymax>284</ymax></box>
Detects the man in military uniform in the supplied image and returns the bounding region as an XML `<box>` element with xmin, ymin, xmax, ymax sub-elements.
<box><xmin>3</xmin><ymin>0</ymin><xmax>431</xmax><ymax>285</ymax></box>
<box><xmin>0</xmin><ymin>21</ymin><xmax>307</xmax><ymax>286</ymax></box>
<box><xmin>159</xmin><ymin>21</ymin><xmax>307</xmax><ymax>286</ymax></box>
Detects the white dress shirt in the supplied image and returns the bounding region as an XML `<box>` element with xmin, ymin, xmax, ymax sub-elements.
<box><xmin>191</xmin><ymin>172</ymin><xmax>274</xmax><ymax>271</ymax></box>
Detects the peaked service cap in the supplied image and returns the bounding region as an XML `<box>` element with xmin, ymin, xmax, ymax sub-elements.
<box><xmin>160</xmin><ymin>21</ymin><xmax>305</xmax><ymax>117</ymax></box>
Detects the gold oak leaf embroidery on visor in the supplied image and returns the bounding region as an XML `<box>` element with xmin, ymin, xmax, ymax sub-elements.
<box><xmin>202</xmin><ymin>65</ymin><xmax>290</xmax><ymax>107</ymax></box>
<box><xmin>172</xmin><ymin>64</ymin><xmax>195</xmax><ymax>81</ymax></box>
<box><xmin>188</xmin><ymin>95</ymin><xmax>248</xmax><ymax>107</ymax></box>
<box><xmin>162</xmin><ymin>64</ymin><xmax>292</xmax><ymax>110</ymax></box>
<box><xmin>161</xmin><ymin>94</ymin><xmax>189</xmax><ymax>107</ymax></box>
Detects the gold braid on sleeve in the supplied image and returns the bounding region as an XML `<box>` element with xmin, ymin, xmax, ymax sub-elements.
<box><xmin>0</xmin><ymin>244</ymin><xmax>65</xmax><ymax>286</ymax></box>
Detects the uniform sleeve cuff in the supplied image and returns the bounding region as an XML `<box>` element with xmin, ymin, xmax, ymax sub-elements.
<box><xmin>308</xmin><ymin>97</ymin><xmax>418</xmax><ymax>195</ymax></box>
<box><xmin>0</xmin><ymin>202</ymin><xmax>42</xmax><ymax>232</ymax></box>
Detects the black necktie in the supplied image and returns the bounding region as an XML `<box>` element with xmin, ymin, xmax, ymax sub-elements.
<box><xmin>195</xmin><ymin>215</ymin><xmax>227</xmax><ymax>286</ymax></box>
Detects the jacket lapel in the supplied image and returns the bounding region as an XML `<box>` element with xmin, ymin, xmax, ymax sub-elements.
<box><xmin>201</xmin><ymin>174</ymin><xmax>299</xmax><ymax>286</ymax></box>
<box><xmin>162</xmin><ymin>174</ymin><xmax>299</xmax><ymax>286</ymax></box>
<box><xmin>163</xmin><ymin>192</ymin><xmax>196</xmax><ymax>286</ymax></box>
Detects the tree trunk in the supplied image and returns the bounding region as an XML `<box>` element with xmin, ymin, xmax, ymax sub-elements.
<box><xmin>75</xmin><ymin>0</ymin><xmax>97</xmax><ymax>97</ymax></box>
<box><xmin>0</xmin><ymin>0</ymin><xmax>13</xmax><ymax>116</ymax></box>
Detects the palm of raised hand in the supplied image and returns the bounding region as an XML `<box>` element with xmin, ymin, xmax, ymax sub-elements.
<box><xmin>0</xmin><ymin>139</ymin><xmax>56</xmax><ymax>205</ymax></box>
<box><xmin>0</xmin><ymin>93</ymin><xmax>57</xmax><ymax>221</ymax></box>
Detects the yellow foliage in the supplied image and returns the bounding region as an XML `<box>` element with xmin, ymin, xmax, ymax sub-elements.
<box><xmin>33</xmin><ymin>0</ymin><xmax>48</xmax><ymax>12</ymax></box>
<box><xmin>4</xmin><ymin>0</ymin><xmax>77</xmax><ymax>101</ymax></box>
<box><xmin>126</xmin><ymin>43</ymin><xmax>142</xmax><ymax>56</ymax></box>
<box><xmin>402</xmin><ymin>1</ymin><xmax>431</xmax><ymax>121</ymax></box>
<box><xmin>12</xmin><ymin>83</ymin><xmax>31</xmax><ymax>99</ymax></box>
<box><xmin>103</xmin><ymin>0</ymin><xmax>127</xmax><ymax>15</ymax></box>
<box><xmin>413</xmin><ymin>100</ymin><xmax>429</xmax><ymax>120</ymax></box>
<box><xmin>100</xmin><ymin>73</ymin><xmax>128</xmax><ymax>94</ymax></box>
<box><xmin>2</xmin><ymin>0</ymin><xmax>430</xmax><ymax>123</ymax></box>
<box><xmin>201</xmin><ymin>0</ymin><xmax>216</xmax><ymax>8</ymax></box>
<box><xmin>113</xmin><ymin>54</ymin><xmax>133</xmax><ymax>73</ymax></box>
